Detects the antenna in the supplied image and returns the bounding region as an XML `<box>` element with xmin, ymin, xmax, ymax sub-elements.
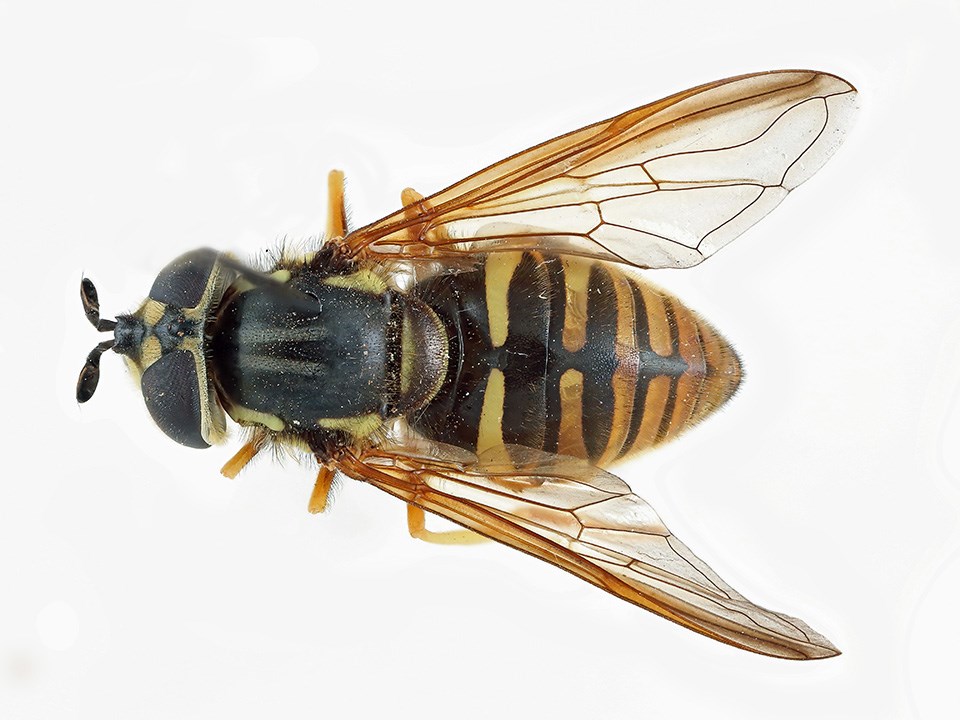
<box><xmin>76</xmin><ymin>278</ymin><xmax>117</xmax><ymax>403</ymax></box>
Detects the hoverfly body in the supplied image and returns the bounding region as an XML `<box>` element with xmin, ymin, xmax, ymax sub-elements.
<box><xmin>77</xmin><ymin>70</ymin><xmax>857</xmax><ymax>660</ymax></box>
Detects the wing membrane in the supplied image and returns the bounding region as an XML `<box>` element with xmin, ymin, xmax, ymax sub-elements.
<box><xmin>343</xmin><ymin>70</ymin><xmax>856</xmax><ymax>268</ymax></box>
<box><xmin>342</xmin><ymin>445</ymin><xmax>838</xmax><ymax>659</ymax></box>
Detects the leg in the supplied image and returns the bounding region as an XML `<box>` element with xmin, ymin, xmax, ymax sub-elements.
<box><xmin>326</xmin><ymin>169</ymin><xmax>348</xmax><ymax>239</ymax></box>
<box><xmin>406</xmin><ymin>504</ymin><xmax>489</xmax><ymax>545</ymax></box>
<box><xmin>400</xmin><ymin>186</ymin><xmax>426</xmax><ymax>213</ymax></box>
<box><xmin>220</xmin><ymin>432</ymin><xmax>267</xmax><ymax>479</ymax></box>
<box><xmin>399</xmin><ymin>187</ymin><xmax>451</xmax><ymax>248</ymax></box>
<box><xmin>308</xmin><ymin>465</ymin><xmax>336</xmax><ymax>514</ymax></box>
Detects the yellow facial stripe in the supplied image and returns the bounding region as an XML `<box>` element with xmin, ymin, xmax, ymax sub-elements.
<box><xmin>485</xmin><ymin>252</ymin><xmax>523</xmax><ymax>348</ymax></box>
<box><xmin>140</xmin><ymin>335</ymin><xmax>162</xmax><ymax>369</ymax></box>
<box><xmin>476</xmin><ymin>369</ymin><xmax>506</xmax><ymax>454</ymax></box>
<box><xmin>141</xmin><ymin>299</ymin><xmax>165</xmax><ymax>326</ymax></box>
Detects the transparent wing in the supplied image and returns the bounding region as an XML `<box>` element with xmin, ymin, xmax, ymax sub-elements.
<box><xmin>340</xmin><ymin>444</ymin><xmax>838</xmax><ymax>659</ymax></box>
<box><xmin>341</xmin><ymin>70</ymin><xmax>856</xmax><ymax>268</ymax></box>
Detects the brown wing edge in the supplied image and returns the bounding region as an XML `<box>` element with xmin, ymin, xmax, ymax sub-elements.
<box><xmin>338</xmin><ymin>447</ymin><xmax>839</xmax><ymax>660</ymax></box>
<box><xmin>338</xmin><ymin>69</ymin><xmax>856</xmax><ymax>267</ymax></box>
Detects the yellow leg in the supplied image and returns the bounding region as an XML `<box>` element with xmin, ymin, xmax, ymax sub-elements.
<box><xmin>406</xmin><ymin>504</ymin><xmax>489</xmax><ymax>545</ymax></box>
<box><xmin>308</xmin><ymin>466</ymin><xmax>336</xmax><ymax>514</ymax></box>
<box><xmin>326</xmin><ymin>169</ymin><xmax>348</xmax><ymax>239</ymax></box>
<box><xmin>400</xmin><ymin>186</ymin><xmax>426</xmax><ymax>212</ymax></box>
<box><xmin>399</xmin><ymin>187</ymin><xmax>451</xmax><ymax>248</ymax></box>
<box><xmin>220</xmin><ymin>432</ymin><xmax>267</xmax><ymax>479</ymax></box>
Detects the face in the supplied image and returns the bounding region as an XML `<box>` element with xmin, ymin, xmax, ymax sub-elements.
<box><xmin>77</xmin><ymin>248</ymin><xmax>235</xmax><ymax>448</ymax></box>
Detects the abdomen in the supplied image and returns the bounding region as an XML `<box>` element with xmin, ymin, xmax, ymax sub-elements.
<box><xmin>409</xmin><ymin>252</ymin><xmax>741</xmax><ymax>466</ymax></box>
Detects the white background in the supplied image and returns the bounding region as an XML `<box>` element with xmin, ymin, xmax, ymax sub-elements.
<box><xmin>2</xmin><ymin>1</ymin><xmax>959</xmax><ymax>717</ymax></box>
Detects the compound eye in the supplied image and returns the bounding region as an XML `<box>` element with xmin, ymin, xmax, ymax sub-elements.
<box><xmin>149</xmin><ymin>249</ymin><xmax>220</xmax><ymax>309</ymax></box>
<box><xmin>140</xmin><ymin>349</ymin><xmax>209</xmax><ymax>448</ymax></box>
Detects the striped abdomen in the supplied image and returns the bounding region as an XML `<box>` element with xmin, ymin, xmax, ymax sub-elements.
<box><xmin>410</xmin><ymin>252</ymin><xmax>741</xmax><ymax>466</ymax></box>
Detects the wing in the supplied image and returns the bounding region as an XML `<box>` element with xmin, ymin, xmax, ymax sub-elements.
<box><xmin>339</xmin><ymin>444</ymin><xmax>838</xmax><ymax>660</ymax></box>
<box><xmin>341</xmin><ymin>70</ymin><xmax>856</xmax><ymax>269</ymax></box>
